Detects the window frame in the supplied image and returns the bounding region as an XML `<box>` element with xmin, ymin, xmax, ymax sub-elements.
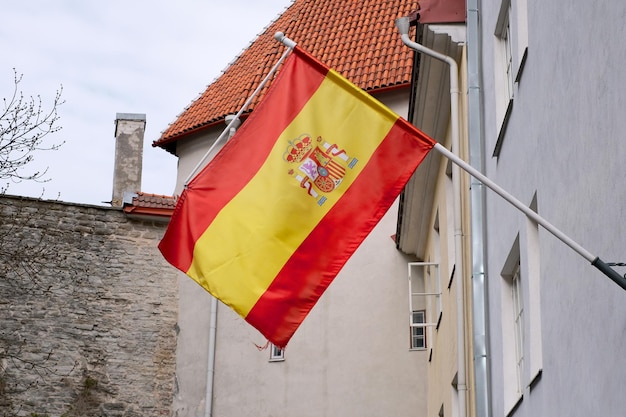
<box><xmin>493</xmin><ymin>0</ymin><xmax>529</xmax><ymax>157</ymax></box>
<box><xmin>498</xmin><ymin>8</ymin><xmax>514</xmax><ymax>107</ymax></box>
<box><xmin>501</xmin><ymin>236</ymin><xmax>524</xmax><ymax>414</ymax></box>
<box><xmin>493</xmin><ymin>1</ymin><xmax>515</xmax><ymax>156</ymax></box>
<box><xmin>269</xmin><ymin>344</ymin><xmax>284</xmax><ymax>362</ymax></box>
<box><xmin>408</xmin><ymin>262</ymin><xmax>441</xmax><ymax>351</ymax></box>
<box><xmin>410</xmin><ymin>309</ymin><xmax>427</xmax><ymax>350</ymax></box>
<box><xmin>511</xmin><ymin>263</ymin><xmax>524</xmax><ymax>395</ymax></box>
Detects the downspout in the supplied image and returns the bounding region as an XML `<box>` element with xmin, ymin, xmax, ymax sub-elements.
<box><xmin>466</xmin><ymin>0</ymin><xmax>492</xmax><ymax>415</ymax></box>
<box><xmin>205</xmin><ymin>115</ymin><xmax>240</xmax><ymax>417</ymax></box>
<box><xmin>205</xmin><ymin>297</ymin><xmax>217</xmax><ymax>417</ymax></box>
<box><xmin>396</xmin><ymin>18</ymin><xmax>467</xmax><ymax>417</ymax></box>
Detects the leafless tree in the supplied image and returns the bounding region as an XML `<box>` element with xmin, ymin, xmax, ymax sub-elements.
<box><xmin>0</xmin><ymin>71</ymin><xmax>77</xmax><ymax>415</ymax></box>
<box><xmin>0</xmin><ymin>68</ymin><xmax>64</xmax><ymax>194</ymax></box>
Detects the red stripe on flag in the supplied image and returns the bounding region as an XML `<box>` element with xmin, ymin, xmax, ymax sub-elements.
<box><xmin>158</xmin><ymin>51</ymin><xmax>327</xmax><ymax>272</ymax></box>
<box><xmin>244</xmin><ymin>119</ymin><xmax>434</xmax><ymax>347</ymax></box>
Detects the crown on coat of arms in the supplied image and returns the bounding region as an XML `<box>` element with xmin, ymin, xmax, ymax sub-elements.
<box><xmin>283</xmin><ymin>134</ymin><xmax>319</xmax><ymax>163</ymax></box>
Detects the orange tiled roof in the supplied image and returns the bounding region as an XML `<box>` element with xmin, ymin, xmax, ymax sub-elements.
<box><xmin>154</xmin><ymin>0</ymin><xmax>419</xmax><ymax>152</ymax></box>
<box><xmin>123</xmin><ymin>192</ymin><xmax>176</xmax><ymax>218</ymax></box>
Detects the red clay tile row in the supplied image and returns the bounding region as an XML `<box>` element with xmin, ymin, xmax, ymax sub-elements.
<box><xmin>131</xmin><ymin>192</ymin><xmax>176</xmax><ymax>209</ymax></box>
<box><xmin>154</xmin><ymin>0</ymin><xmax>419</xmax><ymax>152</ymax></box>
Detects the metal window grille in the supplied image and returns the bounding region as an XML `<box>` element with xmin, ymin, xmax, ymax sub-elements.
<box><xmin>408</xmin><ymin>262</ymin><xmax>442</xmax><ymax>350</ymax></box>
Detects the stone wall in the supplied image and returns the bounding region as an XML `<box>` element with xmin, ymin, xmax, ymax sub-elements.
<box><xmin>0</xmin><ymin>195</ymin><xmax>178</xmax><ymax>416</ymax></box>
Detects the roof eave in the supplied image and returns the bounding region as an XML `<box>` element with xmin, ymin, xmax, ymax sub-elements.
<box><xmin>153</xmin><ymin>82</ymin><xmax>411</xmax><ymax>152</ymax></box>
<box><xmin>396</xmin><ymin>23</ymin><xmax>465</xmax><ymax>259</ymax></box>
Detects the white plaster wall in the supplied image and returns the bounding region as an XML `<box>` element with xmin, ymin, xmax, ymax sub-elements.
<box><xmin>479</xmin><ymin>1</ymin><xmax>626</xmax><ymax>416</ymax></box>
<box><xmin>373</xmin><ymin>88</ymin><xmax>410</xmax><ymax>119</ymax></box>
<box><xmin>212</xmin><ymin>201</ymin><xmax>427</xmax><ymax>417</ymax></box>
<box><xmin>174</xmin><ymin>129</ymin><xmax>225</xmax><ymax>195</ymax></box>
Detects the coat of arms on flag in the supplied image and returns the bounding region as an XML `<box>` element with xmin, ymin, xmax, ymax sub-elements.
<box><xmin>284</xmin><ymin>134</ymin><xmax>358</xmax><ymax>206</ymax></box>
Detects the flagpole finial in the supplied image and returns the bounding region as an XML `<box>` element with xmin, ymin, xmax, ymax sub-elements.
<box><xmin>274</xmin><ymin>32</ymin><xmax>297</xmax><ymax>49</ymax></box>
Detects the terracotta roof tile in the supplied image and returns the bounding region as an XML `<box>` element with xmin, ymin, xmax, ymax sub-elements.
<box><xmin>136</xmin><ymin>192</ymin><xmax>176</xmax><ymax>207</ymax></box>
<box><xmin>154</xmin><ymin>0</ymin><xmax>419</xmax><ymax>152</ymax></box>
<box><xmin>123</xmin><ymin>192</ymin><xmax>176</xmax><ymax>218</ymax></box>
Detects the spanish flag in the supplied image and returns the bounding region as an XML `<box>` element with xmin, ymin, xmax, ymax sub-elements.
<box><xmin>159</xmin><ymin>46</ymin><xmax>436</xmax><ymax>348</ymax></box>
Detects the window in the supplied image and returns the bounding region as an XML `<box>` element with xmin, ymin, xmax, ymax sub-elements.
<box><xmin>411</xmin><ymin>310</ymin><xmax>426</xmax><ymax>349</ymax></box>
<box><xmin>514</xmin><ymin>0</ymin><xmax>529</xmax><ymax>82</ymax></box>
<box><xmin>511</xmin><ymin>263</ymin><xmax>524</xmax><ymax>395</ymax></box>
<box><xmin>408</xmin><ymin>262</ymin><xmax>441</xmax><ymax>351</ymax></box>
<box><xmin>500</xmin><ymin>10</ymin><xmax>514</xmax><ymax>106</ymax></box>
<box><xmin>501</xmin><ymin>237</ymin><xmax>523</xmax><ymax>413</ymax></box>
<box><xmin>269</xmin><ymin>344</ymin><xmax>284</xmax><ymax>362</ymax></box>
<box><xmin>493</xmin><ymin>0</ymin><xmax>529</xmax><ymax>156</ymax></box>
<box><xmin>493</xmin><ymin>1</ymin><xmax>514</xmax><ymax>155</ymax></box>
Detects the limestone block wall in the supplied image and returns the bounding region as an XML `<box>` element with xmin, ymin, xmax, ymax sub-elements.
<box><xmin>0</xmin><ymin>195</ymin><xmax>178</xmax><ymax>416</ymax></box>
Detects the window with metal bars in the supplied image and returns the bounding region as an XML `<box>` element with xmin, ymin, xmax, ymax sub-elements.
<box><xmin>411</xmin><ymin>310</ymin><xmax>426</xmax><ymax>349</ymax></box>
<box><xmin>269</xmin><ymin>344</ymin><xmax>284</xmax><ymax>362</ymax></box>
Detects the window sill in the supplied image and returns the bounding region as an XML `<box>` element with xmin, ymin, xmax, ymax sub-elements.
<box><xmin>409</xmin><ymin>347</ymin><xmax>428</xmax><ymax>352</ymax></box>
<box><xmin>515</xmin><ymin>47</ymin><xmax>528</xmax><ymax>84</ymax></box>
<box><xmin>505</xmin><ymin>394</ymin><xmax>523</xmax><ymax>417</ymax></box>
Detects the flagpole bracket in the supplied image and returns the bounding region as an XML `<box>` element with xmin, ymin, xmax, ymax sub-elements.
<box><xmin>274</xmin><ymin>32</ymin><xmax>297</xmax><ymax>49</ymax></box>
<box><xmin>591</xmin><ymin>257</ymin><xmax>626</xmax><ymax>291</ymax></box>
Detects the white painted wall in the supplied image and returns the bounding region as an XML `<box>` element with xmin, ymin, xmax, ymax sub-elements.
<box><xmin>212</xmin><ymin>200</ymin><xmax>426</xmax><ymax>417</ymax></box>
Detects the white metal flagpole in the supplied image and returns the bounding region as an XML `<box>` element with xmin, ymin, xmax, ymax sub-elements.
<box><xmin>183</xmin><ymin>35</ymin><xmax>295</xmax><ymax>187</ymax></box>
<box><xmin>431</xmin><ymin>142</ymin><xmax>626</xmax><ymax>290</ymax></box>
<box><xmin>194</xmin><ymin>34</ymin><xmax>297</xmax><ymax>417</ymax></box>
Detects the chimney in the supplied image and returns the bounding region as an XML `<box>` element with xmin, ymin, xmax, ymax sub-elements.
<box><xmin>111</xmin><ymin>113</ymin><xmax>146</xmax><ymax>208</ymax></box>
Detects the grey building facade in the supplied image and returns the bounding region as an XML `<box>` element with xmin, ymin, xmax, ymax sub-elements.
<box><xmin>475</xmin><ymin>0</ymin><xmax>626</xmax><ymax>415</ymax></box>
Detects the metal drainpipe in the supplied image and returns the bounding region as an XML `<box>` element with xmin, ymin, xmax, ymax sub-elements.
<box><xmin>467</xmin><ymin>0</ymin><xmax>492</xmax><ymax>415</ymax></box>
<box><xmin>204</xmin><ymin>296</ymin><xmax>217</xmax><ymax>417</ymax></box>
<box><xmin>204</xmin><ymin>116</ymin><xmax>240</xmax><ymax>417</ymax></box>
<box><xmin>396</xmin><ymin>18</ymin><xmax>467</xmax><ymax>417</ymax></box>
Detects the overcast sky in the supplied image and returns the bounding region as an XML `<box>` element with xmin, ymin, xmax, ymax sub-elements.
<box><xmin>1</xmin><ymin>0</ymin><xmax>293</xmax><ymax>206</ymax></box>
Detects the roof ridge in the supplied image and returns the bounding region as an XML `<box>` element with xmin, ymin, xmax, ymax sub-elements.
<box><xmin>135</xmin><ymin>191</ymin><xmax>176</xmax><ymax>199</ymax></box>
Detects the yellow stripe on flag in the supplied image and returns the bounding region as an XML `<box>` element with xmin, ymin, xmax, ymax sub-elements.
<box><xmin>187</xmin><ymin>69</ymin><xmax>398</xmax><ymax>316</ymax></box>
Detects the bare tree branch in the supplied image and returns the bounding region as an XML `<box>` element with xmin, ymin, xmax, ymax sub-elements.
<box><xmin>0</xmin><ymin>68</ymin><xmax>64</xmax><ymax>193</ymax></box>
